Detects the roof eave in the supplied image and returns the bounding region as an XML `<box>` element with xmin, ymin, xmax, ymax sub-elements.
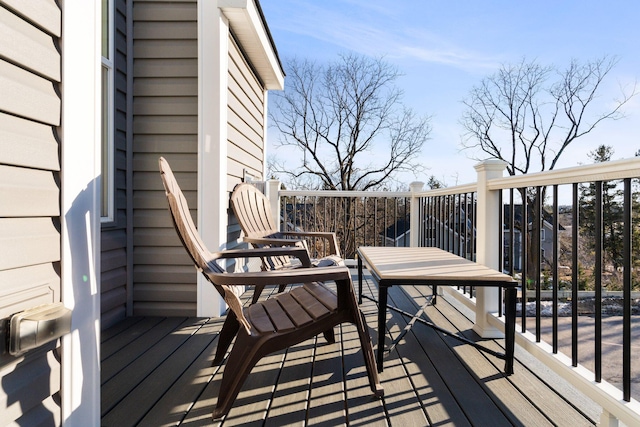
<box><xmin>219</xmin><ymin>0</ymin><xmax>285</xmax><ymax>90</ymax></box>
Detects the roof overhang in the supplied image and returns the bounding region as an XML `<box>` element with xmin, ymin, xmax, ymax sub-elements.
<box><xmin>219</xmin><ymin>0</ymin><xmax>285</xmax><ymax>90</ymax></box>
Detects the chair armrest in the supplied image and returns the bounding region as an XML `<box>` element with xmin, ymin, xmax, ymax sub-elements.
<box><xmin>243</xmin><ymin>236</ymin><xmax>303</xmax><ymax>247</ymax></box>
<box><xmin>212</xmin><ymin>247</ymin><xmax>311</xmax><ymax>267</ymax></box>
<box><xmin>205</xmin><ymin>265</ymin><xmax>352</xmax><ymax>287</ymax></box>
<box><xmin>277</xmin><ymin>231</ymin><xmax>341</xmax><ymax>257</ymax></box>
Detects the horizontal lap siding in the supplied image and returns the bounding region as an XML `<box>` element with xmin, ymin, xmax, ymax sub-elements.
<box><xmin>132</xmin><ymin>0</ymin><xmax>197</xmax><ymax>316</ymax></box>
<box><xmin>0</xmin><ymin>0</ymin><xmax>62</xmax><ymax>425</ymax></box>
<box><xmin>101</xmin><ymin>0</ymin><xmax>130</xmax><ymax>329</ymax></box>
<box><xmin>227</xmin><ymin>36</ymin><xmax>266</xmax><ymax>247</ymax></box>
<box><xmin>227</xmin><ymin>35</ymin><xmax>266</xmax><ymax>193</ymax></box>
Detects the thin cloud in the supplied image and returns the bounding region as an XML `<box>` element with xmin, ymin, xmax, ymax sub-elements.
<box><xmin>272</xmin><ymin>4</ymin><xmax>498</xmax><ymax>72</ymax></box>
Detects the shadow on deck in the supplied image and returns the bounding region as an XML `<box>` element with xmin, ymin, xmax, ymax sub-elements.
<box><xmin>101</xmin><ymin>269</ymin><xmax>598</xmax><ymax>426</ymax></box>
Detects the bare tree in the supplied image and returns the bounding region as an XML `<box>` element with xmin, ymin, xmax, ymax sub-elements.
<box><xmin>461</xmin><ymin>56</ymin><xmax>636</xmax><ymax>283</ymax></box>
<box><xmin>269</xmin><ymin>53</ymin><xmax>432</xmax><ymax>191</ymax></box>
<box><xmin>461</xmin><ymin>56</ymin><xmax>636</xmax><ymax>176</ymax></box>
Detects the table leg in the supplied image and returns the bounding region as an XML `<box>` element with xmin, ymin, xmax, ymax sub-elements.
<box><xmin>377</xmin><ymin>285</ymin><xmax>388</xmax><ymax>373</ymax></box>
<box><xmin>358</xmin><ymin>256</ymin><xmax>363</xmax><ymax>304</ymax></box>
<box><xmin>504</xmin><ymin>287</ymin><xmax>516</xmax><ymax>375</ymax></box>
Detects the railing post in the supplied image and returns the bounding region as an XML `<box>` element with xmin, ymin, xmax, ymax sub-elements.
<box><xmin>266</xmin><ymin>179</ymin><xmax>282</xmax><ymax>229</ymax></box>
<box><xmin>409</xmin><ymin>181</ymin><xmax>424</xmax><ymax>247</ymax></box>
<box><xmin>600</xmin><ymin>410</ymin><xmax>620</xmax><ymax>427</ymax></box>
<box><xmin>473</xmin><ymin>159</ymin><xmax>507</xmax><ymax>338</ymax></box>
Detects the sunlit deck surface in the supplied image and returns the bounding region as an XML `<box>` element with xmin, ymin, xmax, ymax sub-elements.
<box><xmin>101</xmin><ymin>268</ymin><xmax>598</xmax><ymax>426</ymax></box>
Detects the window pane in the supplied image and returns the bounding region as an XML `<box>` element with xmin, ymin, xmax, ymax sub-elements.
<box><xmin>102</xmin><ymin>0</ymin><xmax>109</xmax><ymax>59</ymax></box>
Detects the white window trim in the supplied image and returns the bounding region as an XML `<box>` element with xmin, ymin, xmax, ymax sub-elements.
<box><xmin>101</xmin><ymin>0</ymin><xmax>115</xmax><ymax>223</ymax></box>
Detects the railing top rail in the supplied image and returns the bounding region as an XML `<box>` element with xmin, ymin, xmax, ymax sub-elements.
<box><xmin>277</xmin><ymin>157</ymin><xmax>640</xmax><ymax>197</ymax></box>
<box><xmin>415</xmin><ymin>183</ymin><xmax>477</xmax><ymax>197</ymax></box>
<box><xmin>488</xmin><ymin>157</ymin><xmax>640</xmax><ymax>190</ymax></box>
<box><xmin>279</xmin><ymin>183</ymin><xmax>478</xmax><ymax>198</ymax></box>
<box><xmin>279</xmin><ymin>189</ymin><xmax>414</xmax><ymax>198</ymax></box>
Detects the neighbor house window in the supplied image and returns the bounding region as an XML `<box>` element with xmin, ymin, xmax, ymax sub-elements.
<box><xmin>101</xmin><ymin>0</ymin><xmax>114</xmax><ymax>222</ymax></box>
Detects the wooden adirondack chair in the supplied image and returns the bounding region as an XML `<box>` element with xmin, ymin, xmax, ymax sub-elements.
<box><xmin>159</xmin><ymin>157</ymin><xmax>383</xmax><ymax>418</ymax></box>
<box><xmin>231</xmin><ymin>182</ymin><xmax>343</xmax><ymax>302</ymax></box>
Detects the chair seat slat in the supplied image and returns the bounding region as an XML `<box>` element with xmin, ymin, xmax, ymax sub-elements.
<box><xmin>246</xmin><ymin>304</ymin><xmax>276</xmax><ymax>334</ymax></box>
<box><xmin>303</xmin><ymin>282</ymin><xmax>338</xmax><ymax>311</ymax></box>
<box><xmin>260</xmin><ymin>298</ymin><xmax>296</xmax><ymax>332</ymax></box>
<box><xmin>276</xmin><ymin>292</ymin><xmax>314</xmax><ymax>327</ymax></box>
<box><xmin>290</xmin><ymin>285</ymin><xmax>334</xmax><ymax>320</ymax></box>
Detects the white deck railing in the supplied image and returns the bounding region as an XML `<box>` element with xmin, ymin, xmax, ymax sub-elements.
<box><xmin>268</xmin><ymin>157</ymin><xmax>640</xmax><ymax>426</ymax></box>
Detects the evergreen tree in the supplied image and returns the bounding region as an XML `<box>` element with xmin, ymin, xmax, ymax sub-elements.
<box><xmin>579</xmin><ymin>145</ymin><xmax>625</xmax><ymax>269</ymax></box>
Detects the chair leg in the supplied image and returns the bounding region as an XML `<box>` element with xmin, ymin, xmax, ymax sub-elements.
<box><xmin>213</xmin><ymin>311</ymin><xmax>240</xmax><ymax>365</ymax></box>
<box><xmin>212</xmin><ymin>333</ymin><xmax>266</xmax><ymax>419</ymax></box>
<box><xmin>354</xmin><ymin>310</ymin><xmax>384</xmax><ymax>397</ymax></box>
<box><xmin>251</xmin><ymin>284</ymin><xmax>265</xmax><ymax>304</ymax></box>
<box><xmin>323</xmin><ymin>327</ymin><xmax>336</xmax><ymax>344</ymax></box>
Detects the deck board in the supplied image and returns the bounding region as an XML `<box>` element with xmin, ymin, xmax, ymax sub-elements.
<box><xmin>401</xmin><ymin>286</ymin><xmax>545</xmax><ymax>426</ymax></box>
<box><xmin>389</xmin><ymin>283</ymin><xmax>516</xmax><ymax>426</ymax></box>
<box><xmin>137</xmin><ymin>318</ymin><xmax>226</xmax><ymax>426</ymax></box>
<box><xmin>383</xmin><ymin>285</ymin><xmax>473</xmax><ymax>426</ymax></box>
<box><xmin>417</xmin><ymin>285</ymin><xmax>593</xmax><ymax>427</ymax></box>
<box><xmin>263</xmin><ymin>341</ymin><xmax>314</xmax><ymax>426</ymax></box>
<box><xmin>101</xmin><ymin>270</ymin><xmax>597</xmax><ymax>426</ymax></box>
<box><xmin>101</xmin><ymin>317</ymin><xmax>208</xmax><ymax>424</ymax></box>
<box><xmin>308</xmin><ymin>325</ymin><xmax>348</xmax><ymax>426</ymax></box>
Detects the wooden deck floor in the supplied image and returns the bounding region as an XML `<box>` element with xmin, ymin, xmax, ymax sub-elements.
<box><xmin>101</xmin><ymin>269</ymin><xmax>598</xmax><ymax>426</ymax></box>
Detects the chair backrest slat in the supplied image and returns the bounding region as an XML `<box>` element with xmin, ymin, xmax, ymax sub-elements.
<box><xmin>231</xmin><ymin>183</ymin><xmax>279</xmax><ymax>237</ymax></box>
<box><xmin>159</xmin><ymin>157</ymin><xmax>250</xmax><ymax>331</ymax></box>
<box><xmin>231</xmin><ymin>182</ymin><xmax>294</xmax><ymax>270</ymax></box>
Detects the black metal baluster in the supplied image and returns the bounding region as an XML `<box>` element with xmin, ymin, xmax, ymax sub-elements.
<box><xmin>509</xmin><ymin>189</ymin><xmax>515</xmax><ymax>277</ymax></box>
<box><xmin>536</xmin><ymin>187</ymin><xmax>542</xmax><ymax>342</ymax></box>
<box><xmin>623</xmin><ymin>178</ymin><xmax>632</xmax><ymax>401</ymax></box>
<box><xmin>393</xmin><ymin>198</ymin><xmax>398</xmax><ymax>247</ymax></box>
<box><xmin>571</xmin><ymin>183</ymin><xmax>579</xmax><ymax>367</ymax></box>
<box><xmin>374</xmin><ymin>198</ymin><xmax>378</xmax><ymax>247</ymax></box>
<box><xmin>498</xmin><ymin>190</ymin><xmax>504</xmax><ymax>317</ymax></box>
<box><xmin>552</xmin><ymin>185</ymin><xmax>559</xmax><ymax>354</ymax></box>
<box><xmin>521</xmin><ymin>189</ymin><xmax>528</xmax><ymax>333</ymax></box>
<box><xmin>471</xmin><ymin>192</ymin><xmax>477</xmax><ymax>262</ymax></box>
<box><xmin>595</xmin><ymin>181</ymin><xmax>603</xmax><ymax>382</ymax></box>
<box><xmin>464</xmin><ymin>193</ymin><xmax>469</xmax><ymax>258</ymax></box>
<box><xmin>404</xmin><ymin>197</ymin><xmax>408</xmax><ymax>247</ymax></box>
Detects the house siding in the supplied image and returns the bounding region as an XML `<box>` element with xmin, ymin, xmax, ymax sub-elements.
<box><xmin>0</xmin><ymin>0</ymin><xmax>62</xmax><ymax>425</ymax></box>
<box><xmin>101</xmin><ymin>0</ymin><xmax>130</xmax><ymax>329</ymax></box>
<box><xmin>128</xmin><ymin>2</ymin><xmax>271</xmax><ymax>315</ymax></box>
<box><xmin>227</xmin><ymin>34</ymin><xmax>266</xmax><ymax>190</ymax></box>
<box><xmin>131</xmin><ymin>0</ymin><xmax>198</xmax><ymax>316</ymax></box>
<box><xmin>227</xmin><ymin>34</ymin><xmax>266</xmax><ymax>246</ymax></box>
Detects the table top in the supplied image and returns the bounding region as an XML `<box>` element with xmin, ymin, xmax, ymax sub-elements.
<box><xmin>357</xmin><ymin>246</ymin><xmax>515</xmax><ymax>285</ymax></box>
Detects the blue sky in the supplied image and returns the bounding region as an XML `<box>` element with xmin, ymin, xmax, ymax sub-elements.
<box><xmin>261</xmin><ymin>0</ymin><xmax>640</xmax><ymax>187</ymax></box>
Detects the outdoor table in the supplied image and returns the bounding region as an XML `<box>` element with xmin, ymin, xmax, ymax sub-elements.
<box><xmin>357</xmin><ymin>246</ymin><xmax>517</xmax><ymax>375</ymax></box>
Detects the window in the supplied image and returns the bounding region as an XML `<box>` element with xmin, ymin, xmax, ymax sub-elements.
<box><xmin>101</xmin><ymin>0</ymin><xmax>114</xmax><ymax>222</ymax></box>
<box><xmin>540</xmin><ymin>228</ymin><xmax>546</xmax><ymax>241</ymax></box>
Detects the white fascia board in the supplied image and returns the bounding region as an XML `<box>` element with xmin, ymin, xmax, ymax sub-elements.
<box><xmin>219</xmin><ymin>0</ymin><xmax>284</xmax><ymax>90</ymax></box>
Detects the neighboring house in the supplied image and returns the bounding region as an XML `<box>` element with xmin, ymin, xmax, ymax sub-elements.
<box><xmin>387</xmin><ymin>213</ymin><xmax>474</xmax><ymax>256</ymax></box>
<box><xmin>382</xmin><ymin>218</ymin><xmax>411</xmax><ymax>247</ymax></box>
<box><xmin>0</xmin><ymin>1</ymin><xmax>283</xmax><ymax>425</ymax></box>
<box><xmin>503</xmin><ymin>204</ymin><xmax>565</xmax><ymax>272</ymax></box>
